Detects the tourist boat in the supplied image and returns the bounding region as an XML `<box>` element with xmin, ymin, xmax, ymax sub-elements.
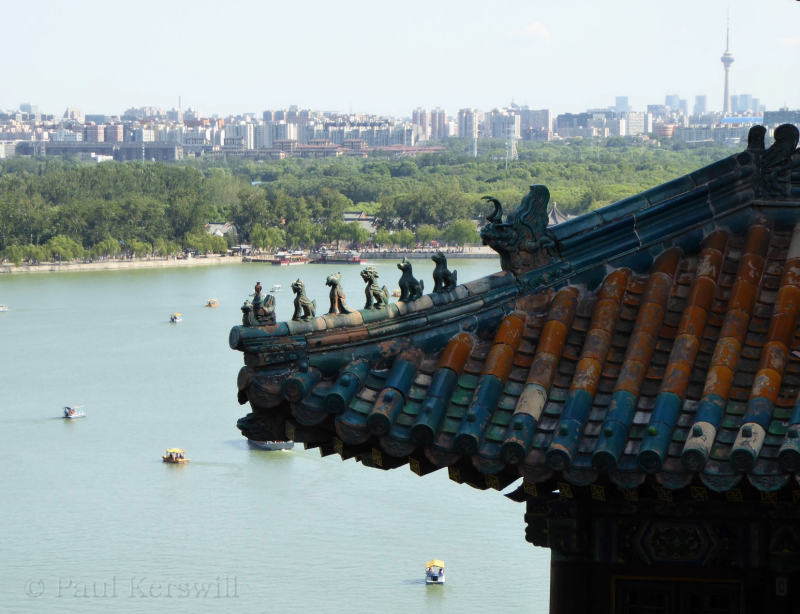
<box><xmin>271</xmin><ymin>251</ymin><xmax>310</xmax><ymax>266</ymax></box>
<box><xmin>0</xmin><ymin>304</ymin><xmax>7</xmax><ymax>312</ymax></box>
<box><xmin>169</xmin><ymin>312</ymin><xmax>183</xmax><ymax>323</ymax></box>
<box><xmin>206</xmin><ymin>298</ymin><xmax>219</xmax><ymax>308</ymax></box>
<box><xmin>247</xmin><ymin>439</ymin><xmax>295</xmax><ymax>451</ymax></box>
<box><xmin>270</xmin><ymin>284</ymin><xmax>281</xmax><ymax>293</ymax></box>
<box><xmin>312</xmin><ymin>250</ymin><xmax>366</xmax><ymax>265</ymax></box>
<box><xmin>425</xmin><ymin>560</ymin><xmax>445</xmax><ymax>585</ymax></box>
<box><xmin>63</xmin><ymin>405</ymin><xmax>86</xmax><ymax>419</ymax></box>
<box><xmin>162</xmin><ymin>448</ymin><xmax>189</xmax><ymax>464</ymax></box>
<box><xmin>391</xmin><ymin>288</ymin><xmax>401</xmax><ymax>297</ymax></box>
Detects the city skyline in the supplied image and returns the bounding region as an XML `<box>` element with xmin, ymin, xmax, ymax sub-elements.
<box><xmin>1</xmin><ymin>0</ymin><xmax>798</xmax><ymax>118</ymax></box>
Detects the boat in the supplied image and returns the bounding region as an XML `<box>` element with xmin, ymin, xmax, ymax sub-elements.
<box><xmin>270</xmin><ymin>284</ymin><xmax>281</xmax><ymax>293</ymax></box>
<box><xmin>162</xmin><ymin>448</ymin><xmax>189</xmax><ymax>464</ymax></box>
<box><xmin>312</xmin><ymin>250</ymin><xmax>366</xmax><ymax>265</ymax></box>
<box><xmin>425</xmin><ymin>560</ymin><xmax>445</xmax><ymax>585</ymax></box>
<box><xmin>271</xmin><ymin>251</ymin><xmax>310</xmax><ymax>266</ymax></box>
<box><xmin>169</xmin><ymin>312</ymin><xmax>183</xmax><ymax>323</ymax></box>
<box><xmin>63</xmin><ymin>405</ymin><xmax>86</xmax><ymax>419</ymax></box>
<box><xmin>247</xmin><ymin>439</ymin><xmax>295</xmax><ymax>451</ymax></box>
<box><xmin>206</xmin><ymin>299</ymin><xmax>219</xmax><ymax>308</ymax></box>
<box><xmin>391</xmin><ymin>288</ymin><xmax>401</xmax><ymax>297</ymax></box>
<box><xmin>0</xmin><ymin>304</ymin><xmax>7</xmax><ymax>312</ymax></box>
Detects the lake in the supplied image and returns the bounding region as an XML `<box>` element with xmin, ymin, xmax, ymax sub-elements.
<box><xmin>0</xmin><ymin>258</ymin><xmax>551</xmax><ymax>613</ymax></box>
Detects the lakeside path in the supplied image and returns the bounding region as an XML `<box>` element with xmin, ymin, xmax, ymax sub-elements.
<box><xmin>0</xmin><ymin>254</ymin><xmax>242</xmax><ymax>275</ymax></box>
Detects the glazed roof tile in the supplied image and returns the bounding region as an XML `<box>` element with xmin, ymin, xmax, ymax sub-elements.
<box><xmin>231</xmin><ymin>124</ymin><xmax>800</xmax><ymax>496</ymax></box>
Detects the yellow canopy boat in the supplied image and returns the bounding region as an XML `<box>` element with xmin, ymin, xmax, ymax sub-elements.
<box><xmin>162</xmin><ymin>448</ymin><xmax>189</xmax><ymax>464</ymax></box>
<box><xmin>425</xmin><ymin>560</ymin><xmax>445</xmax><ymax>585</ymax></box>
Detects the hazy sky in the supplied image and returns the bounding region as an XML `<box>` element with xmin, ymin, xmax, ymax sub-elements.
<box><xmin>2</xmin><ymin>0</ymin><xmax>798</xmax><ymax>118</ymax></box>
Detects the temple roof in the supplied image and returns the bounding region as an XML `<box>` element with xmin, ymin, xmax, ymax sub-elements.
<box><xmin>231</xmin><ymin>124</ymin><xmax>800</xmax><ymax>497</ymax></box>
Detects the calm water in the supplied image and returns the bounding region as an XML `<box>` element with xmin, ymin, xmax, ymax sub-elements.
<box><xmin>0</xmin><ymin>258</ymin><xmax>550</xmax><ymax>614</ymax></box>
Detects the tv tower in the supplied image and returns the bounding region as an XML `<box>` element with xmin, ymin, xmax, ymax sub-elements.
<box><xmin>721</xmin><ymin>17</ymin><xmax>734</xmax><ymax>115</ymax></box>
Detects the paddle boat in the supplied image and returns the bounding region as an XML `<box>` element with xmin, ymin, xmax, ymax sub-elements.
<box><xmin>425</xmin><ymin>560</ymin><xmax>445</xmax><ymax>585</ymax></box>
<box><xmin>63</xmin><ymin>405</ymin><xmax>86</xmax><ymax>419</ymax></box>
<box><xmin>162</xmin><ymin>448</ymin><xmax>189</xmax><ymax>464</ymax></box>
<box><xmin>206</xmin><ymin>298</ymin><xmax>219</xmax><ymax>308</ymax></box>
<box><xmin>169</xmin><ymin>312</ymin><xmax>183</xmax><ymax>323</ymax></box>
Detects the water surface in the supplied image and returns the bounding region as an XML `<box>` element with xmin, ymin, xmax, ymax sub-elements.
<box><xmin>0</xmin><ymin>258</ymin><xmax>550</xmax><ymax>613</ymax></box>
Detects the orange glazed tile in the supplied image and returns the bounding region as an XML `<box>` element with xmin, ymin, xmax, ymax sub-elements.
<box><xmin>719</xmin><ymin>307</ymin><xmax>751</xmax><ymax>339</ymax></box>
<box><xmin>758</xmin><ymin>341</ymin><xmax>789</xmax><ymax>374</ymax></box>
<box><xmin>678</xmin><ymin>305</ymin><xmax>709</xmax><ymax>337</ymax></box>
<box><xmin>686</xmin><ymin>277</ymin><xmax>717</xmax><ymax>309</ymax></box>
<box><xmin>527</xmin><ymin>353</ymin><xmax>560</xmax><ymax>389</ymax></box>
<box><xmin>484</xmin><ymin>343</ymin><xmax>515</xmax><ymax>381</ymax></box>
<box><xmin>711</xmin><ymin>337</ymin><xmax>743</xmax><ymax>371</ymax></box>
<box><xmin>537</xmin><ymin>320</ymin><xmax>568</xmax><ymax>356</ymax></box>
<box><xmin>750</xmin><ymin>368</ymin><xmax>782</xmax><ymax>401</ymax></box>
<box><xmin>437</xmin><ymin>333</ymin><xmax>473</xmax><ymax>373</ymax></box>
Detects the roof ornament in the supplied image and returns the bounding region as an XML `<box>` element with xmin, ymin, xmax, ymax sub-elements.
<box><xmin>291</xmin><ymin>279</ymin><xmax>316</xmax><ymax>321</ymax></box>
<box><xmin>397</xmin><ymin>258</ymin><xmax>424</xmax><ymax>302</ymax></box>
<box><xmin>431</xmin><ymin>252</ymin><xmax>457</xmax><ymax>293</ymax></box>
<box><xmin>360</xmin><ymin>266</ymin><xmax>389</xmax><ymax>309</ymax></box>
<box><xmin>480</xmin><ymin>184</ymin><xmax>559</xmax><ymax>274</ymax></box>
<box><xmin>326</xmin><ymin>272</ymin><xmax>353</xmax><ymax>315</ymax></box>
<box><xmin>753</xmin><ymin>123</ymin><xmax>800</xmax><ymax>198</ymax></box>
<box><xmin>241</xmin><ymin>281</ymin><xmax>276</xmax><ymax>326</ymax></box>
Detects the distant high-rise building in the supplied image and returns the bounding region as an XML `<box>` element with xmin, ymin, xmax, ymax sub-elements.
<box><xmin>104</xmin><ymin>124</ymin><xmax>124</xmax><ymax>142</ymax></box>
<box><xmin>488</xmin><ymin>109</ymin><xmax>520</xmax><ymax>140</ymax></box>
<box><xmin>84</xmin><ymin>125</ymin><xmax>105</xmax><ymax>143</ymax></box>
<box><xmin>721</xmin><ymin>20</ymin><xmax>735</xmax><ymax>115</ymax></box>
<box><xmin>622</xmin><ymin>112</ymin><xmax>652</xmax><ymax>136</ymax></box>
<box><xmin>134</xmin><ymin>128</ymin><xmax>155</xmax><ymax>143</ymax></box>
<box><xmin>63</xmin><ymin>107</ymin><xmax>84</xmax><ymax>122</ymax></box>
<box><xmin>693</xmin><ymin>95</ymin><xmax>707</xmax><ymax>116</ymax></box>
<box><xmin>615</xmin><ymin>96</ymin><xmax>630</xmax><ymax>113</ymax></box>
<box><xmin>224</xmin><ymin>123</ymin><xmax>255</xmax><ymax>150</ymax></box>
<box><xmin>679</xmin><ymin>99</ymin><xmax>688</xmax><ymax>116</ymax></box>
<box><xmin>518</xmin><ymin>108</ymin><xmax>553</xmax><ymax>140</ymax></box>
<box><xmin>430</xmin><ymin>107</ymin><xmax>448</xmax><ymax>140</ymax></box>
<box><xmin>665</xmin><ymin>94</ymin><xmax>680</xmax><ymax>111</ymax></box>
<box><xmin>412</xmin><ymin>107</ymin><xmax>430</xmax><ymax>141</ymax></box>
<box><xmin>457</xmin><ymin>109</ymin><xmax>479</xmax><ymax>141</ymax></box>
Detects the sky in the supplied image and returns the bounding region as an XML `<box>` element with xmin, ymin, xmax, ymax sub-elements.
<box><xmin>2</xmin><ymin>0</ymin><xmax>799</xmax><ymax>119</ymax></box>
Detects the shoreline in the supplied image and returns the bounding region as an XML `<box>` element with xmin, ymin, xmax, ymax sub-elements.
<box><xmin>0</xmin><ymin>247</ymin><xmax>498</xmax><ymax>275</ymax></box>
<box><xmin>0</xmin><ymin>254</ymin><xmax>242</xmax><ymax>275</ymax></box>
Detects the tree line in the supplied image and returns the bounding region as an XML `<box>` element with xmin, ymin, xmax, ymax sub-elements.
<box><xmin>0</xmin><ymin>138</ymin><xmax>734</xmax><ymax>264</ymax></box>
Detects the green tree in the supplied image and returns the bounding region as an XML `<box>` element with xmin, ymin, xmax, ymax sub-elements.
<box><xmin>373</xmin><ymin>228</ymin><xmax>391</xmax><ymax>247</ymax></box>
<box><xmin>415</xmin><ymin>224</ymin><xmax>439</xmax><ymax>245</ymax></box>
<box><xmin>443</xmin><ymin>220</ymin><xmax>479</xmax><ymax>246</ymax></box>
<box><xmin>45</xmin><ymin>235</ymin><xmax>84</xmax><ymax>261</ymax></box>
<box><xmin>392</xmin><ymin>228</ymin><xmax>415</xmax><ymax>248</ymax></box>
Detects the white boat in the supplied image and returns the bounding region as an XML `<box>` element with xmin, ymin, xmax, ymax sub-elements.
<box><xmin>0</xmin><ymin>305</ymin><xmax>7</xmax><ymax>312</ymax></box>
<box><xmin>170</xmin><ymin>312</ymin><xmax>183</xmax><ymax>323</ymax></box>
<box><xmin>425</xmin><ymin>560</ymin><xmax>445</xmax><ymax>585</ymax></box>
<box><xmin>63</xmin><ymin>405</ymin><xmax>86</xmax><ymax>419</ymax></box>
<box><xmin>247</xmin><ymin>439</ymin><xmax>294</xmax><ymax>451</ymax></box>
<box><xmin>271</xmin><ymin>251</ymin><xmax>310</xmax><ymax>266</ymax></box>
<box><xmin>270</xmin><ymin>284</ymin><xmax>281</xmax><ymax>293</ymax></box>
